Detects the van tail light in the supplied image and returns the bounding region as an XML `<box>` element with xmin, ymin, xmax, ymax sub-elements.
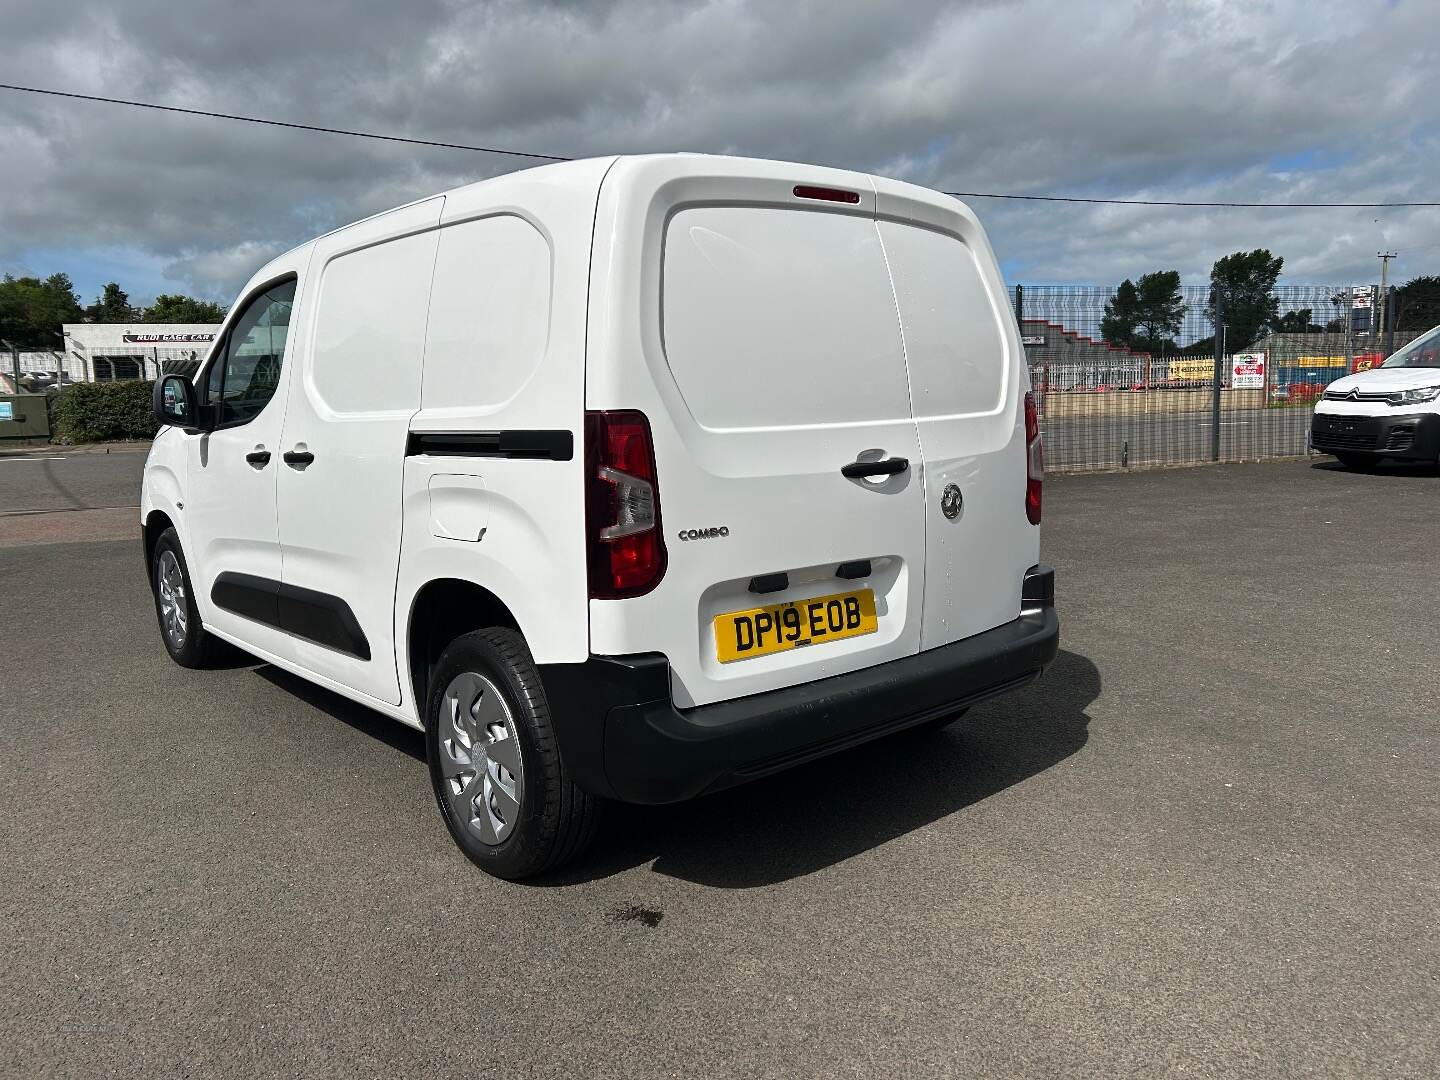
<box><xmin>1024</xmin><ymin>391</ymin><xmax>1043</xmax><ymax>525</ymax></box>
<box><xmin>584</xmin><ymin>410</ymin><xmax>667</xmax><ymax>599</ymax></box>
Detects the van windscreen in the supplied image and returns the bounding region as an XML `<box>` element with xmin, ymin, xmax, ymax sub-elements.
<box><xmin>660</xmin><ymin>206</ymin><xmax>913</xmax><ymax>431</ymax></box>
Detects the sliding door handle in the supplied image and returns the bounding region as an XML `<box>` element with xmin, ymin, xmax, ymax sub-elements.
<box><xmin>283</xmin><ymin>449</ymin><xmax>315</xmax><ymax>467</ymax></box>
<box><xmin>244</xmin><ymin>449</ymin><xmax>271</xmax><ymax>467</ymax></box>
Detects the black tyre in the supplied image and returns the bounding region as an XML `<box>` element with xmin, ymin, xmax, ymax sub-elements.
<box><xmin>425</xmin><ymin>628</ymin><xmax>599</xmax><ymax>880</ymax></box>
<box><xmin>150</xmin><ymin>527</ymin><xmax>216</xmax><ymax>668</ymax></box>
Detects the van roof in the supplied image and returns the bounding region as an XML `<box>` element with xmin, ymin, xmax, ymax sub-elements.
<box><xmin>260</xmin><ymin>154</ymin><xmax>969</xmax><ymax>278</ymax></box>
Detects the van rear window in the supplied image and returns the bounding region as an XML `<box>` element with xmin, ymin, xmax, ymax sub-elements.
<box><xmin>661</xmin><ymin>206</ymin><xmax>913</xmax><ymax>430</ymax></box>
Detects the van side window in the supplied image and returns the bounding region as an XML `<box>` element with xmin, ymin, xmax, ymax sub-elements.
<box><xmin>207</xmin><ymin>279</ymin><xmax>296</xmax><ymax>425</ymax></box>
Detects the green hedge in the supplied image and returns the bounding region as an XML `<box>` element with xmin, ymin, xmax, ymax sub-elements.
<box><xmin>49</xmin><ymin>380</ymin><xmax>158</xmax><ymax>444</ymax></box>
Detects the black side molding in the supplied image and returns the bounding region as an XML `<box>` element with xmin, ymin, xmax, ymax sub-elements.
<box><xmin>211</xmin><ymin>572</ymin><xmax>371</xmax><ymax>661</ymax></box>
<box><xmin>406</xmin><ymin>430</ymin><xmax>574</xmax><ymax>461</ymax></box>
<box><xmin>212</xmin><ymin>571</ymin><xmax>280</xmax><ymax>630</ymax></box>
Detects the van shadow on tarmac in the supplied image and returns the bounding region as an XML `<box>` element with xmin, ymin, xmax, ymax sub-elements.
<box><xmin>254</xmin><ymin>649</ymin><xmax>1098</xmax><ymax>890</ymax></box>
<box><xmin>567</xmin><ymin>649</ymin><xmax>1097</xmax><ymax>888</ymax></box>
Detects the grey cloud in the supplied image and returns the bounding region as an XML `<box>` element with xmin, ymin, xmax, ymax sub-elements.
<box><xmin>2</xmin><ymin>0</ymin><xmax>1439</xmax><ymax>301</ymax></box>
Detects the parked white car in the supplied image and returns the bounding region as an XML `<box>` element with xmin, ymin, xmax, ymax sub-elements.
<box><xmin>142</xmin><ymin>154</ymin><xmax>1059</xmax><ymax>879</ymax></box>
<box><xmin>1312</xmin><ymin>325</ymin><xmax>1440</xmax><ymax>467</ymax></box>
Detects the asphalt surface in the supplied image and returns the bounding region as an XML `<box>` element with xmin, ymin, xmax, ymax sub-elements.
<box><xmin>0</xmin><ymin>445</ymin><xmax>148</xmax><ymax>514</ymax></box>
<box><xmin>3</xmin><ymin>455</ymin><xmax>1439</xmax><ymax>1078</ymax></box>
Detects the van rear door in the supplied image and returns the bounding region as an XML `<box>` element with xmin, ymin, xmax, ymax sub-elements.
<box><xmin>586</xmin><ymin>160</ymin><xmax>927</xmax><ymax>708</ymax></box>
<box><xmin>874</xmin><ymin>183</ymin><xmax>1036</xmax><ymax>650</ymax></box>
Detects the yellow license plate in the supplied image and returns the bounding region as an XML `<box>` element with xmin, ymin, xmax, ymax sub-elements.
<box><xmin>715</xmin><ymin>588</ymin><xmax>878</xmax><ymax>664</ymax></box>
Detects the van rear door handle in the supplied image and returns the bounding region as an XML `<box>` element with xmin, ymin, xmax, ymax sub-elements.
<box><xmin>283</xmin><ymin>450</ymin><xmax>315</xmax><ymax>467</ymax></box>
<box><xmin>841</xmin><ymin>456</ymin><xmax>908</xmax><ymax>479</ymax></box>
<box><xmin>245</xmin><ymin>449</ymin><xmax>271</xmax><ymax>466</ymax></box>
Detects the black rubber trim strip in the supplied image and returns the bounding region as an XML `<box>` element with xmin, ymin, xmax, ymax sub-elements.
<box><xmin>406</xmin><ymin>430</ymin><xmax>574</xmax><ymax>461</ymax></box>
<box><xmin>211</xmin><ymin>571</ymin><xmax>371</xmax><ymax>661</ymax></box>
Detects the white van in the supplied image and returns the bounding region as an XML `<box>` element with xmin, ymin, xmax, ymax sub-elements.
<box><xmin>143</xmin><ymin>155</ymin><xmax>1059</xmax><ymax>879</ymax></box>
<box><xmin>1311</xmin><ymin>325</ymin><xmax>1440</xmax><ymax>467</ymax></box>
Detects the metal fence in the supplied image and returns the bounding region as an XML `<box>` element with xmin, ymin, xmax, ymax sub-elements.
<box><xmin>1014</xmin><ymin>283</ymin><xmax>1431</xmax><ymax>473</ymax></box>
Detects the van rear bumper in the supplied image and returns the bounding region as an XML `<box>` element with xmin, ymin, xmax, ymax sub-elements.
<box><xmin>541</xmin><ymin>565</ymin><xmax>1059</xmax><ymax>804</ymax></box>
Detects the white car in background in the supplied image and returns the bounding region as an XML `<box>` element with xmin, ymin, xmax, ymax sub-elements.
<box><xmin>1311</xmin><ymin>325</ymin><xmax>1440</xmax><ymax>468</ymax></box>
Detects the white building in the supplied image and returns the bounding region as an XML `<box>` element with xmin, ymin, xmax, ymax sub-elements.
<box><xmin>51</xmin><ymin>323</ymin><xmax>222</xmax><ymax>383</ymax></box>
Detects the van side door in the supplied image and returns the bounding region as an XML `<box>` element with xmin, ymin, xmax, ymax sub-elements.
<box><xmin>184</xmin><ymin>271</ymin><xmax>302</xmax><ymax>657</ymax></box>
<box><xmin>272</xmin><ymin>198</ymin><xmax>443</xmax><ymax>705</ymax></box>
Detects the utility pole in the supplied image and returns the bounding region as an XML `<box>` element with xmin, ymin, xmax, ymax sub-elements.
<box><xmin>1377</xmin><ymin>252</ymin><xmax>1397</xmax><ymax>337</ymax></box>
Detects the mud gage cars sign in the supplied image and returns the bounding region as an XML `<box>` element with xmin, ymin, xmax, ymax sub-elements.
<box><xmin>1233</xmin><ymin>353</ymin><xmax>1265</xmax><ymax>390</ymax></box>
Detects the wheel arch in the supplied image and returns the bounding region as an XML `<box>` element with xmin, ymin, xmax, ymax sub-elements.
<box><xmin>406</xmin><ymin>578</ymin><xmax>523</xmax><ymax>721</ymax></box>
<box><xmin>143</xmin><ymin>508</ymin><xmax>176</xmax><ymax>578</ymax></box>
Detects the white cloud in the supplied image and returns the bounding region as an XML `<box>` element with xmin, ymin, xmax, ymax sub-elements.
<box><xmin>2</xmin><ymin>0</ymin><xmax>1438</xmax><ymax>299</ymax></box>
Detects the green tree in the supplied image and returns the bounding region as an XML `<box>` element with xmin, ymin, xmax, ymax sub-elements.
<box><xmin>0</xmin><ymin>272</ymin><xmax>84</xmax><ymax>348</ymax></box>
<box><xmin>1271</xmin><ymin>308</ymin><xmax>1322</xmax><ymax>333</ymax></box>
<box><xmin>1208</xmin><ymin>249</ymin><xmax>1283</xmax><ymax>351</ymax></box>
<box><xmin>1132</xmin><ymin>270</ymin><xmax>1185</xmax><ymax>354</ymax></box>
<box><xmin>1392</xmin><ymin>275</ymin><xmax>1440</xmax><ymax>332</ymax></box>
<box><xmin>1100</xmin><ymin>278</ymin><xmax>1141</xmax><ymax>347</ymax></box>
<box><xmin>143</xmin><ymin>294</ymin><xmax>227</xmax><ymax>323</ymax></box>
<box><xmin>85</xmin><ymin>282</ymin><xmax>137</xmax><ymax>323</ymax></box>
<box><xmin>1101</xmin><ymin>270</ymin><xmax>1186</xmax><ymax>354</ymax></box>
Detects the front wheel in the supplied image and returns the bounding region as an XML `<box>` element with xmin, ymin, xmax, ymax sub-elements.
<box><xmin>425</xmin><ymin>628</ymin><xmax>600</xmax><ymax>880</ymax></box>
<box><xmin>151</xmin><ymin>528</ymin><xmax>215</xmax><ymax>668</ymax></box>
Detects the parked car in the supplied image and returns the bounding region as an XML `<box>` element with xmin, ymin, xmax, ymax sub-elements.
<box><xmin>142</xmin><ymin>154</ymin><xmax>1059</xmax><ymax>879</ymax></box>
<box><xmin>1311</xmin><ymin>324</ymin><xmax>1440</xmax><ymax>467</ymax></box>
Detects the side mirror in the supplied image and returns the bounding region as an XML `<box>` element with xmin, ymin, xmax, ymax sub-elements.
<box><xmin>153</xmin><ymin>374</ymin><xmax>200</xmax><ymax>430</ymax></box>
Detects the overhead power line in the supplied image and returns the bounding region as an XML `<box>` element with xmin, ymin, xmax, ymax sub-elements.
<box><xmin>0</xmin><ymin>82</ymin><xmax>571</xmax><ymax>162</ymax></box>
<box><xmin>4</xmin><ymin>81</ymin><xmax>1439</xmax><ymax>208</ymax></box>
<box><xmin>943</xmin><ymin>191</ymin><xmax>1440</xmax><ymax>208</ymax></box>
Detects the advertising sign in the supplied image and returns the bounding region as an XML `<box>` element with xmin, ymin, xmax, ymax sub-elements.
<box><xmin>121</xmin><ymin>332</ymin><xmax>216</xmax><ymax>344</ymax></box>
<box><xmin>1232</xmin><ymin>352</ymin><xmax>1265</xmax><ymax>389</ymax></box>
<box><xmin>1166</xmin><ymin>358</ymin><xmax>1216</xmax><ymax>382</ymax></box>
<box><xmin>0</xmin><ymin>402</ymin><xmax>13</xmax><ymax>421</ymax></box>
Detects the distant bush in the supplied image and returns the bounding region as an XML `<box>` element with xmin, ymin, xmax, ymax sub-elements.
<box><xmin>50</xmin><ymin>380</ymin><xmax>157</xmax><ymax>443</ymax></box>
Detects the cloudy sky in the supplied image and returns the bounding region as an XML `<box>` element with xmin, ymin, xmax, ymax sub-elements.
<box><xmin>2</xmin><ymin>0</ymin><xmax>1438</xmax><ymax>306</ymax></box>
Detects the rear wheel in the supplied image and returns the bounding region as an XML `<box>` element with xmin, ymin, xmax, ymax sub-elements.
<box><xmin>150</xmin><ymin>528</ymin><xmax>215</xmax><ymax>668</ymax></box>
<box><xmin>425</xmin><ymin>628</ymin><xmax>599</xmax><ymax>880</ymax></box>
